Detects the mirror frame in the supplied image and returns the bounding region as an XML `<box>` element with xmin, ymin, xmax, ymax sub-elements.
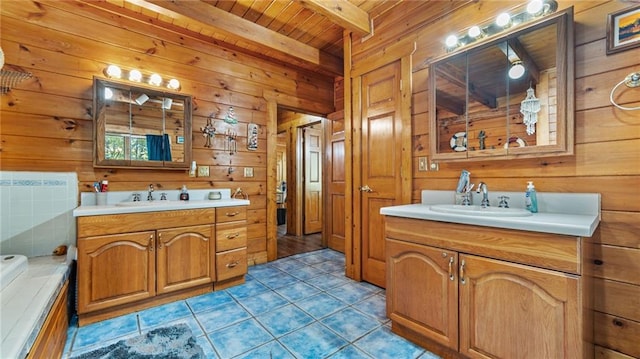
<box><xmin>93</xmin><ymin>77</ymin><xmax>193</xmax><ymax>170</ymax></box>
<box><xmin>429</xmin><ymin>7</ymin><xmax>574</xmax><ymax>162</ymax></box>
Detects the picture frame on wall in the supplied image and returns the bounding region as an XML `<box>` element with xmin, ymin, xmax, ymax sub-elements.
<box><xmin>247</xmin><ymin>123</ymin><xmax>259</xmax><ymax>151</ymax></box>
<box><xmin>606</xmin><ymin>5</ymin><xmax>640</xmax><ymax>55</ymax></box>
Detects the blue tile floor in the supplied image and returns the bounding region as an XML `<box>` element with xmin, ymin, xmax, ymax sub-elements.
<box><xmin>63</xmin><ymin>249</ymin><xmax>442</xmax><ymax>359</ymax></box>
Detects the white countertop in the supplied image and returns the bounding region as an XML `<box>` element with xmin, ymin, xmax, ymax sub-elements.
<box><xmin>1</xmin><ymin>255</ymin><xmax>71</xmax><ymax>359</ymax></box>
<box><xmin>73</xmin><ymin>189</ymin><xmax>250</xmax><ymax>217</ymax></box>
<box><xmin>380</xmin><ymin>190</ymin><xmax>600</xmax><ymax>237</ymax></box>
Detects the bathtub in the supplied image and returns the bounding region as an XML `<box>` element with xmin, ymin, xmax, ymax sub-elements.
<box><xmin>1</xmin><ymin>254</ymin><xmax>29</xmax><ymax>291</ymax></box>
<box><xmin>1</xmin><ymin>255</ymin><xmax>70</xmax><ymax>358</ymax></box>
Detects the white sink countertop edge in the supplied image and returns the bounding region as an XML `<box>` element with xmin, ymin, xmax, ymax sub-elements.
<box><xmin>380</xmin><ymin>190</ymin><xmax>601</xmax><ymax>237</ymax></box>
<box><xmin>73</xmin><ymin>189</ymin><xmax>249</xmax><ymax>217</ymax></box>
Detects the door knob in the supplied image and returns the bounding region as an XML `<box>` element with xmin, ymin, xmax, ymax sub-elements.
<box><xmin>359</xmin><ymin>185</ymin><xmax>373</xmax><ymax>193</ymax></box>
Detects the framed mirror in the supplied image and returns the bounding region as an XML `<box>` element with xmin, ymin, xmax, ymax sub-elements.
<box><xmin>93</xmin><ymin>77</ymin><xmax>192</xmax><ymax>169</ymax></box>
<box><xmin>429</xmin><ymin>7</ymin><xmax>573</xmax><ymax>161</ymax></box>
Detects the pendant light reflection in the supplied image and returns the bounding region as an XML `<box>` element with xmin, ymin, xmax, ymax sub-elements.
<box><xmin>135</xmin><ymin>93</ymin><xmax>149</xmax><ymax>105</ymax></box>
<box><xmin>509</xmin><ymin>61</ymin><xmax>526</xmax><ymax>79</ymax></box>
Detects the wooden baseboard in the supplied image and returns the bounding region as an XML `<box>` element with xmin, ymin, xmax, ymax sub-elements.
<box><xmin>391</xmin><ymin>322</ymin><xmax>463</xmax><ymax>359</ymax></box>
<box><xmin>248</xmin><ymin>251</ymin><xmax>268</xmax><ymax>266</ymax></box>
<box><xmin>214</xmin><ymin>276</ymin><xmax>245</xmax><ymax>291</ymax></box>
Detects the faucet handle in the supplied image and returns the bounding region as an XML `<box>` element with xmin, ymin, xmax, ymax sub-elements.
<box><xmin>160</xmin><ymin>193</ymin><xmax>167</xmax><ymax>201</ymax></box>
<box><xmin>498</xmin><ymin>196</ymin><xmax>510</xmax><ymax>208</ymax></box>
<box><xmin>132</xmin><ymin>193</ymin><xmax>141</xmax><ymax>202</ymax></box>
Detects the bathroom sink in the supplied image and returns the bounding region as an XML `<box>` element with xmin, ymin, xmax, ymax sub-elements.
<box><xmin>429</xmin><ymin>204</ymin><xmax>532</xmax><ymax>217</ymax></box>
<box><xmin>115</xmin><ymin>201</ymin><xmax>179</xmax><ymax>207</ymax></box>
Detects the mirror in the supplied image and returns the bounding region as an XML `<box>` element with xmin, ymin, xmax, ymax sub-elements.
<box><xmin>430</xmin><ymin>8</ymin><xmax>573</xmax><ymax>161</ymax></box>
<box><xmin>93</xmin><ymin>77</ymin><xmax>192</xmax><ymax>169</ymax></box>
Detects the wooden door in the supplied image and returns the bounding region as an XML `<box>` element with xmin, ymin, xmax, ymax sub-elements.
<box><xmin>386</xmin><ymin>239</ymin><xmax>459</xmax><ymax>350</ymax></box>
<box><xmin>360</xmin><ymin>61</ymin><xmax>403</xmax><ymax>287</ymax></box>
<box><xmin>156</xmin><ymin>225</ymin><xmax>214</xmax><ymax>294</ymax></box>
<box><xmin>303</xmin><ymin>125</ymin><xmax>323</xmax><ymax>234</ymax></box>
<box><xmin>325</xmin><ymin>111</ymin><xmax>345</xmax><ymax>252</ymax></box>
<box><xmin>459</xmin><ymin>254</ymin><xmax>580</xmax><ymax>359</ymax></box>
<box><xmin>77</xmin><ymin>231</ymin><xmax>156</xmax><ymax>313</ymax></box>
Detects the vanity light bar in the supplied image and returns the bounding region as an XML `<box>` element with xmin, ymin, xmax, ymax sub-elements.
<box><xmin>103</xmin><ymin>65</ymin><xmax>181</xmax><ymax>91</ymax></box>
<box><xmin>444</xmin><ymin>0</ymin><xmax>557</xmax><ymax>51</ymax></box>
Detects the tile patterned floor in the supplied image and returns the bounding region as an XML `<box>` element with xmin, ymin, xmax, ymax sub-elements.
<box><xmin>63</xmin><ymin>249</ymin><xmax>442</xmax><ymax>359</ymax></box>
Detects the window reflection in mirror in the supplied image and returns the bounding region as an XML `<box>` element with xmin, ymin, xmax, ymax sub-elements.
<box><xmin>93</xmin><ymin>77</ymin><xmax>192</xmax><ymax>169</ymax></box>
<box><xmin>430</xmin><ymin>8</ymin><xmax>573</xmax><ymax>161</ymax></box>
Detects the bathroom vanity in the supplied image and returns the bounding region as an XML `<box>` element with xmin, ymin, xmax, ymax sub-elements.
<box><xmin>381</xmin><ymin>190</ymin><xmax>600</xmax><ymax>359</ymax></box>
<box><xmin>73</xmin><ymin>190</ymin><xmax>249</xmax><ymax>325</ymax></box>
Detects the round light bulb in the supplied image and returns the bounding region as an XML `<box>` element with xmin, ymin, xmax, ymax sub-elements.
<box><xmin>445</xmin><ymin>35</ymin><xmax>458</xmax><ymax>48</ymax></box>
<box><xmin>129</xmin><ymin>69</ymin><xmax>142</xmax><ymax>82</ymax></box>
<box><xmin>509</xmin><ymin>62</ymin><xmax>525</xmax><ymax>79</ymax></box>
<box><xmin>104</xmin><ymin>87</ymin><xmax>113</xmax><ymax>100</ymax></box>
<box><xmin>105</xmin><ymin>65</ymin><xmax>122</xmax><ymax>79</ymax></box>
<box><xmin>496</xmin><ymin>12</ymin><xmax>511</xmax><ymax>27</ymax></box>
<box><xmin>167</xmin><ymin>78</ymin><xmax>180</xmax><ymax>90</ymax></box>
<box><xmin>149</xmin><ymin>73</ymin><xmax>162</xmax><ymax>86</ymax></box>
<box><xmin>527</xmin><ymin>0</ymin><xmax>544</xmax><ymax>15</ymax></box>
<box><xmin>468</xmin><ymin>26</ymin><xmax>481</xmax><ymax>38</ymax></box>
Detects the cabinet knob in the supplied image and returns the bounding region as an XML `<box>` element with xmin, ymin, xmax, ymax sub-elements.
<box><xmin>226</xmin><ymin>261</ymin><xmax>239</xmax><ymax>268</ymax></box>
<box><xmin>226</xmin><ymin>233</ymin><xmax>240</xmax><ymax>239</ymax></box>
<box><xmin>226</xmin><ymin>212</ymin><xmax>239</xmax><ymax>217</ymax></box>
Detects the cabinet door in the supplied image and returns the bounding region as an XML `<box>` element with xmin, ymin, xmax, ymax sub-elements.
<box><xmin>216</xmin><ymin>221</ymin><xmax>247</xmax><ymax>252</ymax></box>
<box><xmin>156</xmin><ymin>225</ymin><xmax>214</xmax><ymax>294</ymax></box>
<box><xmin>78</xmin><ymin>231</ymin><xmax>156</xmax><ymax>313</ymax></box>
<box><xmin>386</xmin><ymin>239</ymin><xmax>459</xmax><ymax>350</ymax></box>
<box><xmin>459</xmin><ymin>254</ymin><xmax>580</xmax><ymax>359</ymax></box>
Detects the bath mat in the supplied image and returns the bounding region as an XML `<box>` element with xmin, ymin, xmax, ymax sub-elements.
<box><xmin>70</xmin><ymin>323</ymin><xmax>204</xmax><ymax>359</ymax></box>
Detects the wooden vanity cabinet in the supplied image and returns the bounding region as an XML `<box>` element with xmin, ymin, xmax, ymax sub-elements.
<box><xmin>77</xmin><ymin>208</ymin><xmax>227</xmax><ymax>325</ymax></box>
<box><xmin>385</xmin><ymin>216</ymin><xmax>589</xmax><ymax>359</ymax></box>
<box><xmin>215</xmin><ymin>206</ymin><xmax>248</xmax><ymax>286</ymax></box>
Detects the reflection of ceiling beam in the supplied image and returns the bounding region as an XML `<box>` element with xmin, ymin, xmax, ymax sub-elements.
<box><xmin>130</xmin><ymin>0</ymin><xmax>333</xmax><ymax>69</ymax></box>
<box><xmin>436</xmin><ymin>64</ymin><xmax>497</xmax><ymax>109</ymax></box>
<box><xmin>498</xmin><ymin>39</ymin><xmax>540</xmax><ymax>83</ymax></box>
<box><xmin>436</xmin><ymin>90</ymin><xmax>465</xmax><ymax>115</ymax></box>
<box><xmin>300</xmin><ymin>0</ymin><xmax>371</xmax><ymax>35</ymax></box>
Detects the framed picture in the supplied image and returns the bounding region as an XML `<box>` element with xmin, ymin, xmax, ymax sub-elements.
<box><xmin>247</xmin><ymin>123</ymin><xmax>259</xmax><ymax>151</ymax></box>
<box><xmin>607</xmin><ymin>5</ymin><xmax>640</xmax><ymax>55</ymax></box>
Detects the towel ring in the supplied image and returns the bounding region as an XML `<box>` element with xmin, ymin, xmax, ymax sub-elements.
<box><xmin>609</xmin><ymin>72</ymin><xmax>640</xmax><ymax>111</ymax></box>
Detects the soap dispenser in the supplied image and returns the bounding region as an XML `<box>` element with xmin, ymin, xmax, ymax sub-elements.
<box><xmin>179</xmin><ymin>185</ymin><xmax>189</xmax><ymax>201</ymax></box>
<box><xmin>525</xmin><ymin>181</ymin><xmax>538</xmax><ymax>213</ymax></box>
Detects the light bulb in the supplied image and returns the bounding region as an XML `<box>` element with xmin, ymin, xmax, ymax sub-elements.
<box><xmin>445</xmin><ymin>35</ymin><xmax>458</xmax><ymax>48</ymax></box>
<box><xmin>129</xmin><ymin>69</ymin><xmax>142</xmax><ymax>82</ymax></box>
<box><xmin>468</xmin><ymin>26</ymin><xmax>481</xmax><ymax>38</ymax></box>
<box><xmin>167</xmin><ymin>78</ymin><xmax>180</xmax><ymax>90</ymax></box>
<box><xmin>527</xmin><ymin>0</ymin><xmax>544</xmax><ymax>15</ymax></box>
<box><xmin>496</xmin><ymin>12</ymin><xmax>511</xmax><ymax>27</ymax></box>
<box><xmin>509</xmin><ymin>62</ymin><xmax>525</xmax><ymax>79</ymax></box>
<box><xmin>149</xmin><ymin>73</ymin><xmax>162</xmax><ymax>86</ymax></box>
<box><xmin>105</xmin><ymin>65</ymin><xmax>122</xmax><ymax>79</ymax></box>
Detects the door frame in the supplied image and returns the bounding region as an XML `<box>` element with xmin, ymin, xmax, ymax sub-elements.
<box><xmin>264</xmin><ymin>90</ymin><xmax>333</xmax><ymax>261</ymax></box>
<box><xmin>346</xmin><ymin>37</ymin><xmax>416</xmax><ymax>281</ymax></box>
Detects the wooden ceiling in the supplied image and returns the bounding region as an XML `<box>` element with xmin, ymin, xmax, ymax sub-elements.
<box><xmin>85</xmin><ymin>0</ymin><xmax>407</xmax><ymax>77</ymax></box>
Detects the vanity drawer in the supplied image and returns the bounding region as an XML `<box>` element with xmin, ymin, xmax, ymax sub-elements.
<box><xmin>216</xmin><ymin>248</ymin><xmax>247</xmax><ymax>281</ymax></box>
<box><xmin>216</xmin><ymin>222</ymin><xmax>247</xmax><ymax>252</ymax></box>
<box><xmin>216</xmin><ymin>206</ymin><xmax>247</xmax><ymax>223</ymax></box>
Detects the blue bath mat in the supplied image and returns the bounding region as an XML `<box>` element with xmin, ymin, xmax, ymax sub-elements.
<box><xmin>70</xmin><ymin>323</ymin><xmax>204</xmax><ymax>359</ymax></box>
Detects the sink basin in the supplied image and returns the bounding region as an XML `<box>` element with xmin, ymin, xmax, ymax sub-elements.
<box><xmin>429</xmin><ymin>204</ymin><xmax>532</xmax><ymax>217</ymax></box>
<box><xmin>115</xmin><ymin>201</ymin><xmax>179</xmax><ymax>207</ymax></box>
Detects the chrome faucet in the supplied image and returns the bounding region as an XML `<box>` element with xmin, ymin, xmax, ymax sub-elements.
<box><xmin>147</xmin><ymin>184</ymin><xmax>154</xmax><ymax>201</ymax></box>
<box><xmin>476</xmin><ymin>182</ymin><xmax>490</xmax><ymax>207</ymax></box>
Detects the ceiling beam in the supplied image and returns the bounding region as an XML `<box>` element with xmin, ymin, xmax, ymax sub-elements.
<box><xmin>131</xmin><ymin>0</ymin><xmax>321</xmax><ymax>66</ymax></box>
<box><xmin>299</xmin><ymin>0</ymin><xmax>371</xmax><ymax>35</ymax></box>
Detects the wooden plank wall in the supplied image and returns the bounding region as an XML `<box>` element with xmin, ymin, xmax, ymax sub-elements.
<box><xmin>0</xmin><ymin>0</ymin><xmax>335</xmax><ymax>265</ymax></box>
<box><xmin>351</xmin><ymin>1</ymin><xmax>640</xmax><ymax>358</ymax></box>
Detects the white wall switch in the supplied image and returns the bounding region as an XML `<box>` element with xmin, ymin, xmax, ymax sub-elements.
<box><xmin>244</xmin><ymin>167</ymin><xmax>254</xmax><ymax>177</ymax></box>
<box><xmin>197</xmin><ymin>166</ymin><xmax>210</xmax><ymax>177</ymax></box>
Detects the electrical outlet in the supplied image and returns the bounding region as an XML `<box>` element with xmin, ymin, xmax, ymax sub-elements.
<box><xmin>197</xmin><ymin>166</ymin><xmax>210</xmax><ymax>177</ymax></box>
<box><xmin>430</xmin><ymin>161</ymin><xmax>439</xmax><ymax>171</ymax></box>
<box><xmin>244</xmin><ymin>167</ymin><xmax>254</xmax><ymax>177</ymax></box>
<box><xmin>418</xmin><ymin>157</ymin><xmax>428</xmax><ymax>171</ymax></box>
